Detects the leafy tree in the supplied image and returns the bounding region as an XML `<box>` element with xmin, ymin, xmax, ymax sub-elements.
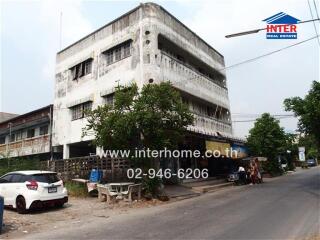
<box><xmin>83</xmin><ymin>82</ymin><xmax>194</xmax><ymax>168</ymax></box>
<box><xmin>247</xmin><ymin>113</ymin><xmax>287</xmax><ymax>175</ymax></box>
<box><xmin>284</xmin><ymin>81</ymin><xmax>320</xmax><ymax>150</ymax></box>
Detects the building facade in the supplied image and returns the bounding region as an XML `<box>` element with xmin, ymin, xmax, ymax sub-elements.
<box><xmin>53</xmin><ymin>3</ymin><xmax>233</xmax><ymax>159</ymax></box>
<box><xmin>0</xmin><ymin>105</ymin><xmax>53</xmax><ymax>160</ymax></box>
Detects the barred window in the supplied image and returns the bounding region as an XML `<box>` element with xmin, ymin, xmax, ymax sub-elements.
<box><xmin>123</xmin><ymin>42</ymin><xmax>131</xmax><ymax>58</ymax></box>
<box><xmin>71</xmin><ymin>102</ymin><xmax>92</xmax><ymax>120</ymax></box>
<box><xmin>103</xmin><ymin>40</ymin><xmax>132</xmax><ymax>66</ymax></box>
<box><xmin>115</xmin><ymin>48</ymin><xmax>121</xmax><ymax>61</ymax></box>
<box><xmin>104</xmin><ymin>93</ymin><xmax>114</xmax><ymax>106</ymax></box>
<box><xmin>83</xmin><ymin>102</ymin><xmax>92</xmax><ymax>116</ymax></box>
<box><xmin>106</xmin><ymin>51</ymin><xmax>113</xmax><ymax>65</ymax></box>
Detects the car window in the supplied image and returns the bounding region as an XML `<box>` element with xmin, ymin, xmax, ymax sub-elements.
<box><xmin>11</xmin><ymin>174</ymin><xmax>23</xmax><ymax>183</ymax></box>
<box><xmin>0</xmin><ymin>174</ymin><xmax>13</xmax><ymax>183</ymax></box>
<box><xmin>31</xmin><ymin>174</ymin><xmax>60</xmax><ymax>183</ymax></box>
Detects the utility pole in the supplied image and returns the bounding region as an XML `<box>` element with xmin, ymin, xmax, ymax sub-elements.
<box><xmin>7</xmin><ymin>122</ymin><xmax>12</xmax><ymax>168</ymax></box>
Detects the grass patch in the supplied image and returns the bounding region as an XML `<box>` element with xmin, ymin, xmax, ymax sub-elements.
<box><xmin>65</xmin><ymin>181</ymin><xmax>89</xmax><ymax>198</ymax></box>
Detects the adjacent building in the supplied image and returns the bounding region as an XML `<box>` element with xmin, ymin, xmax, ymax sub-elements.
<box><xmin>0</xmin><ymin>105</ymin><xmax>53</xmax><ymax>160</ymax></box>
<box><xmin>53</xmin><ymin>3</ymin><xmax>233</xmax><ymax>159</ymax></box>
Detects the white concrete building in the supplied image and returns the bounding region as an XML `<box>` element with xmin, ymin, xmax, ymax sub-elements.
<box><xmin>53</xmin><ymin>3</ymin><xmax>232</xmax><ymax>159</ymax></box>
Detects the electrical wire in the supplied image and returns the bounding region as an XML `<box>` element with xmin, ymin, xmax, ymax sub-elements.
<box><xmin>221</xmin><ymin>35</ymin><xmax>319</xmax><ymax>71</ymax></box>
<box><xmin>313</xmin><ymin>0</ymin><xmax>320</xmax><ymax>21</ymax></box>
<box><xmin>308</xmin><ymin>0</ymin><xmax>320</xmax><ymax>46</ymax></box>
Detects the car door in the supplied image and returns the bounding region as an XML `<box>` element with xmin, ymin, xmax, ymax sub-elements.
<box><xmin>0</xmin><ymin>174</ymin><xmax>14</xmax><ymax>206</ymax></box>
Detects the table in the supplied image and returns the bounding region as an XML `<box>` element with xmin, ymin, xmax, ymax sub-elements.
<box><xmin>107</xmin><ymin>182</ymin><xmax>135</xmax><ymax>199</ymax></box>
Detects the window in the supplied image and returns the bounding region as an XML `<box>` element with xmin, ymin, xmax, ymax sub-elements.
<box><xmin>71</xmin><ymin>102</ymin><xmax>93</xmax><ymax>120</ymax></box>
<box><xmin>71</xmin><ymin>59</ymin><xmax>93</xmax><ymax>80</ymax></box>
<box><xmin>84</xmin><ymin>60</ymin><xmax>92</xmax><ymax>75</ymax></box>
<box><xmin>9</xmin><ymin>134</ymin><xmax>15</xmax><ymax>143</ymax></box>
<box><xmin>123</xmin><ymin>42</ymin><xmax>131</xmax><ymax>58</ymax></box>
<box><xmin>11</xmin><ymin>174</ymin><xmax>23</xmax><ymax>183</ymax></box>
<box><xmin>71</xmin><ymin>104</ymin><xmax>83</xmax><ymax>120</ymax></box>
<box><xmin>0</xmin><ymin>136</ymin><xmax>5</xmax><ymax>145</ymax></box>
<box><xmin>40</xmin><ymin>125</ymin><xmax>49</xmax><ymax>135</ymax></box>
<box><xmin>15</xmin><ymin>131</ymin><xmax>22</xmax><ymax>141</ymax></box>
<box><xmin>27</xmin><ymin>129</ymin><xmax>35</xmax><ymax>138</ymax></box>
<box><xmin>104</xmin><ymin>40</ymin><xmax>132</xmax><ymax>66</ymax></box>
<box><xmin>115</xmin><ymin>48</ymin><xmax>121</xmax><ymax>61</ymax></box>
<box><xmin>83</xmin><ymin>102</ymin><xmax>93</xmax><ymax>117</ymax></box>
<box><xmin>106</xmin><ymin>51</ymin><xmax>114</xmax><ymax>65</ymax></box>
<box><xmin>1</xmin><ymin>174</ymin><xmax>13</xmax><ymax>183</ymax></box>
<box><xmin>104</xmin><ymin>93</ymin><xmax>114</xmax><ymax>106</ymax></box>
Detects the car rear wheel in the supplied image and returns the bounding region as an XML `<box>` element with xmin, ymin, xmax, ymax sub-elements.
<box><xmin>16</xmin><ymin>196</ymin><xmax>27</xmax><ymax>214</ymax></box>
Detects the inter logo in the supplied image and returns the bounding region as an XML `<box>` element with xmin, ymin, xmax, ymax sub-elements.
<box><xmin>263</xmin><ymin>12</ymin><xmax>300</xmax><ymax>39</ymax></box>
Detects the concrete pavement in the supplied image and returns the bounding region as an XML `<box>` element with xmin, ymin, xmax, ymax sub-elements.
<box><xmin>26</xmin><ymin>167</ymin><xmax>320</xmax><ymax>240</ymax></box>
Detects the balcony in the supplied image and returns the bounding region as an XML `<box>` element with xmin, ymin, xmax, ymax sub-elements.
<box><xmin>157</xmin><ymin>52</ymin><xmax>230</xmax><ymax>109</ymax></box>
<box><xmin>0</xmin><ymin>135</ymin><xmax>50</xmax><ymax>158</ymax></box>
<box><xmin>188</xmin><ymin>114</ymin><xmax>232</xmax><ymax>136</ymax></box>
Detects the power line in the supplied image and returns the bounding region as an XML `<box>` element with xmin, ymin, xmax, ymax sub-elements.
<box><xmin>232</xmin><ymin>116</ymin><xmax>295</xmax><ymax>123</ymax></box>
<box><xmin>307</xmin><ymin>0</ymin><xmax>320</xmax><ymax>46</ymax></box>
<box><xmin>313</xmin><ymin>0</ymin><xmax>320</xmax><ymax>22</ymax></box>
<box><xmin>221</xmin><ymin>35</ymin><xmax>319</xmax><ymax>71</ymax></box>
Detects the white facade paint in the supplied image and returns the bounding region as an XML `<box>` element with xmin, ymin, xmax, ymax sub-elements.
<box><xmin>53</xmin><ymin>3</ymin><xmax>233</xmax><ymax>159</ymax></box>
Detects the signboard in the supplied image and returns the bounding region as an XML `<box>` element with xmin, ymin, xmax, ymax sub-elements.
<box><xmin>205</xmin><ymin>141</ymin><xmax>231</xmax><ymax>156</ymax></box>
<box><xmin>231</xmin><ymin>144</ymin><xmax>249</xmax><ymax>159</ymax></box>
<box><xmin>298</xmin><ymin>146</ymin><xmax>305</xmax><ymax>161</ymax></box>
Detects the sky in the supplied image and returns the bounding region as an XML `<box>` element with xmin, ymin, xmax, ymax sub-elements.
<box><xmin>0</xmin><ymin>0</ymin><xmax>319</xmax><ymax>138</ymax></box>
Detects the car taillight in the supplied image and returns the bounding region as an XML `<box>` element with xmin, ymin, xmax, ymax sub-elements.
<box><xmin>26</xmin><ymin>180</ymin><xmax>38</xmax><ymax>190</ymax></box>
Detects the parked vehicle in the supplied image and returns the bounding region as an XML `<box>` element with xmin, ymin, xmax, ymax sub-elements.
<box><xmin>227</xmin><ymin>171</ymin><xmax>239</xmax><ymax>182</ymax></box>
<box><xmin>306</xmin><ymin>159</ymin><xmax>317</xmax><ymax>167</ymax></box>
<box><xmin>0</xmin><ymin>171</ymin><xmax>68</xmax><ymax>213</ymax></box>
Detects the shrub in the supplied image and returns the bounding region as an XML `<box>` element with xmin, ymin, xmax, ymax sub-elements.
<box><xmin>65</xmin><ymin>181</ymin><xmax>88</xmax><ymax>197</ymax></box>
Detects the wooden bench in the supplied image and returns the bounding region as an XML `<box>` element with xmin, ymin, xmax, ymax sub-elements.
<box><xmin>97</xmin><ymin>184</ymin><xmax>118</xmax><ymax>204</ymax></box>
<box><xmin>120</xmin><ymin>184</ymin><xmax>142</xmax><ymax>202</ymax></box>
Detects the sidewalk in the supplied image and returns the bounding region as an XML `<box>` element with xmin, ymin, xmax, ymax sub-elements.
<box><xmin>164</xmin><ymin>178</ymin><xmax>233</xmax><ymax>198</ymax></box>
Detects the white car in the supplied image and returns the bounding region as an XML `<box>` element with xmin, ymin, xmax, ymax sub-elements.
<box><xmin>0</xmin><ymin>170</ymin><xmax>68</xmax><ymax>213</ymax></box>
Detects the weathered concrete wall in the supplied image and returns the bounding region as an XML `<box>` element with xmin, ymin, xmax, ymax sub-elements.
<box><xmin>53</xmin><ymin>3</ymin><xmax>232</xmax><ymax>158</ymax></box>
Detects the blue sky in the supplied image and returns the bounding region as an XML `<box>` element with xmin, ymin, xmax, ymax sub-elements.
<box><xmin>1</xmin><ymin>0</ymin><xmax>319</xmax><ymax>137</ymax></box>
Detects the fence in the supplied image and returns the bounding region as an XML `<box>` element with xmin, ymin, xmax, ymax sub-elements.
<box><xmin>39</xmin><ymin>156</ymin><xmax>131</xmax><ymax>181</ymax></box>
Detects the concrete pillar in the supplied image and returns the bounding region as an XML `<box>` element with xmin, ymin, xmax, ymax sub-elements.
<box><xmin>63</xmin><ymin>144</ymin><xmax>70</xmax><ymax>159</ymax></box>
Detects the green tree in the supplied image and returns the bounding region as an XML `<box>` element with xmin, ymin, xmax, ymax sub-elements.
<box><xmin>284</xmin><ymin>81</ymin><xmax>320</xmax><ymax>150</ymax></box>
<box><xmin>83</xmin><ymin>82</ymin><xmax>194</xmax><ymax>167</ymax></box>
<box><xmin>247</xmin><ymin>113</ymin><xmax>287</xmax><ymax>175</ymax></box>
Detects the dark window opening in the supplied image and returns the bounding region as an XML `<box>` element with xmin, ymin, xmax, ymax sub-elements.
<box><xmin>27</xmin><ymin>129</ymin><xmax>35</xmax><ymax>138</ymax></box>
<box><xmin>40</xmin><ymin>125</ymin><xmax>49</xmax><ymax>135</ymax></box>
<box><xmin>71</xmin><ymin>59</ymin><xmax>93</xmax><ymax>80</ymax></box>
<box><xmin>0</xmin><ymin>136</ymin><xmax>5</xmax><ymax>144</ymax></box>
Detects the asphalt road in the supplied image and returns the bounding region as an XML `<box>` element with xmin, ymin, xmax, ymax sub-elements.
<box><xmin>27</xmin><ymin>167</ymin><xmax>320</xmax><ymax>240</ymax></box>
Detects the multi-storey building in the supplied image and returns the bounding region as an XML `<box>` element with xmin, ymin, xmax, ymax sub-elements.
<box><xmin>53</xmin><ymin>3</ymin><xmax>233</xmax><ymax>159</ymax></box>
<box><xmin>0</xmin><ymin>105</ymin><xmax>53</xmax><ymax>160</ymax></box>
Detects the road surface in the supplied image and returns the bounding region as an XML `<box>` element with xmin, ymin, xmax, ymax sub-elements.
<box><xmin>27</xmin><ymin>167</ymin><xmax>320</xmax><ymax>240</ymax></box>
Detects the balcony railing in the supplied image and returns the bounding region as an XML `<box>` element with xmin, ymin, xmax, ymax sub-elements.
<box><xmin>0</xmin><ymin>135</ymin><xmax>50</xmax><ymax>158</ymax></box>
<box><xmin>188</xmin><ymin>114</ymin><xmax>232</xmax><ymax>136</ymax></box>
<box><xmin>157</xmin><ymin>52</ymin><xmax>230</xmax><ymax>109</ymax></box>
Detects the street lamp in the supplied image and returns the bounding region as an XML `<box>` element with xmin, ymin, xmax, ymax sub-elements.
<box><xmin>225</xmin><ymin>19</ymin><xmax>320</xmax><ymax>38</ymax></box>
